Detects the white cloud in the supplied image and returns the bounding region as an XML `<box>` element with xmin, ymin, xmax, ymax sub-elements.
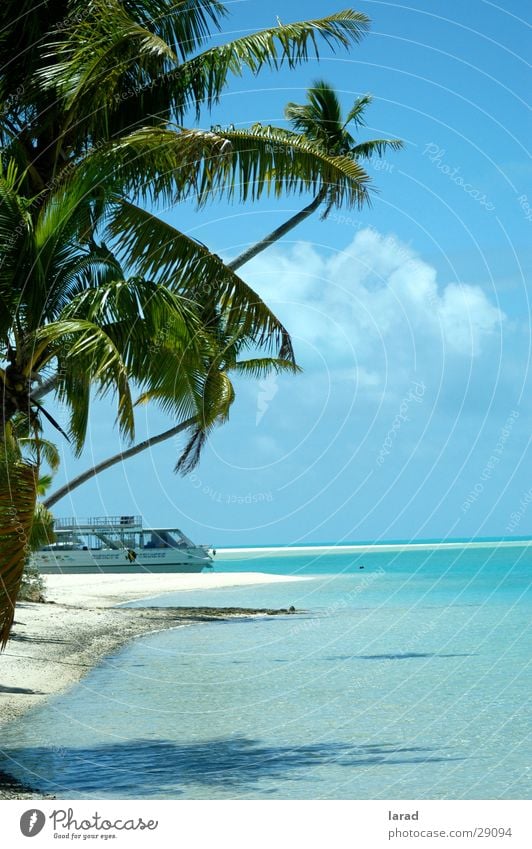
<box><xmin>243</xmin><ymin>228</ymin><xmax>505</xmax><ymax>372</ymax></box>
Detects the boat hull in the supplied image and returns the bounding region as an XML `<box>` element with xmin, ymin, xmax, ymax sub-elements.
<box><xmin>33</xmin><ymin>548</ymin><xmax>213</xmax><ymax>574</ymax></box>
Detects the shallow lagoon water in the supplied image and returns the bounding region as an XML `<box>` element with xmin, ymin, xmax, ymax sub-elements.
<box><xmin>1</xmin><ymin>542</ymin><xmax>531</xmax><ymax>799</ymax></box>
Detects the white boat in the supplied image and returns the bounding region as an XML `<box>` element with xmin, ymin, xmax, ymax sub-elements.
<box><xmin>33</xmin><ymin>515</ymin><xmax>214</xmax><ymax>574</ymax></box>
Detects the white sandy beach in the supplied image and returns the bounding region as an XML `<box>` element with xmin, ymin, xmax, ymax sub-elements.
<box><xmin>44</xmin><ymin>570</ymin><xmax>309</xmax><ymax>607</ymax></box>
<box><xmin>0</xmin><ymin>571</ymin><xmax>306</xmax><ymax>751</ymax></box>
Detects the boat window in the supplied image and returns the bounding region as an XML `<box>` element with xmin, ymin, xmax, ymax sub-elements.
<box><xmin>145</xmin><ymin>531</ymin><xmax>189</xmax><ymax>549</ymax></box>
<box><xmin>145</xmin><ymin>531</ymin><xmax>172</xmax><ymax>549</ymax></box>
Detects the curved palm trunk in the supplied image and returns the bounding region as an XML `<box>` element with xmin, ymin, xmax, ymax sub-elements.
<box><xmin>44</xmin><ymin>418</ymin><xmax>193</xmax><ymax>509</ymax></box>
<box><xmin>228</xmin><ymin>189</ymin><xmax>327</xmax><ymax>271</ymax></box>
<box><xmin>45</xmin><ymin>190</ymin><xmax>327</xmax><ymax>509</ymax></box>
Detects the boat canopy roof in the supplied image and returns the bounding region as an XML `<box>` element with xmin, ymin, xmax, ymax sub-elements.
<box><xmin>54</xmin><ymin>517</ymin><xmax>192</xmax><ymax>537</ymax></box>
<box><xmin>55</xmin><ymin>515</ymin><xmax>143</xmax><ymax>530</ymax></box>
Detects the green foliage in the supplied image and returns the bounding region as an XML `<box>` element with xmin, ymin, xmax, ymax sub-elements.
<box><xmin>284</xmin><ymin>80</ymin><xmax>403</xmax><ymax>215</ymax></box>
<box><xmin>0</xmin><ymin>2</ymin><xmax>387</xmax><ymax>644</ymax></box>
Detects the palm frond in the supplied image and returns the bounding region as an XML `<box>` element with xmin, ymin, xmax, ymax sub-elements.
<box><xmin>351</xmin><ymin>138</ymin><xmax>404</xmax><ymax>158</ymax></box>
<box><xmin>285</xmin><ymin>80</ymin><xmax>344</xmax><ymax>146</ymax></box>
<box><xmin>198</xmin><ymin>126</ymin><xmax>371</xmax><ymax>210</ymax></box>
<box><xmin>66</xmin><ymin>122</ymin><xmax>370</xmax><ymax>214</ymax></box>
<box><xmin>105</xmin><ymin>200</ymin><xmax>295</xmax><ymax>360</ymax></box>
<box><xmin>174</xmin><ymin>368</ymin><xmax>235</xmax><ymax>472</ymax></box>
<box><xmin>122</xmin><ymin>0</ymin><xmax>228</xmax><ymax>59</ymax></box>
<box><xmin>78</xmin><ymin>125</ymin><xmax>232</xmax><ymax>207</ymax></box>
<box><xmin>54</xmin><ymin>370</ymin><xmax>92</xmax><ymax>454</ymax></box>
<box><xmin>34</xmin><ymin>318</ymin><xmax>135</xmax><ymax>448</ymax></box>
<box><xmin>19</xmin><ymin>436</ymin><xmax>60</xmax><ymax>472</ymax></box>
<box><xmin>233</xmin><ymin>357</ymin><xmax>302</xmax><ymax>379</ymax></box>
<box><xmin>37</xmin><ymin>474</ymin><xmax>54</xmax><ymax>496</ymax></box>
<box><xmin>342</xmin><ymin>93</ymin><xmax>373</xmax><ymax>129</ymax></box>
<box><xmin>41</xmin><ymin>277</ymin><xmax>201</xmax><ymax>451</ymax></box>
<box><xmin>9</xmin><ymin>413</ymin><xmax>60</xmax><ymax>471</ymax></box>
<box><xmin>29</xmin><ymin>500</ymin><xmax>55</xmax><ymax>550</ymax></box>
<box><xmin>0</xmin><ymin>160</ymin><xmax>34</xmax><ymax>326</ymax></box>
<box><xmin>174</xmin><ymin>10</ymin><xmax>369</xmax><ymax>118</ymax></box>
<box><xmin>38</xmin><ymin>7</ymin><xmax>368</xmax><ymax>135</ymax></box>
<box><xmin>40</xmin><ymin>0</ymin><xmax>178</xmax><ymax>111</ymax></box>
<box><xmin>175</xmin><ymin>427</ymin><xmax>208</xmax><ymax>474</ymax></box>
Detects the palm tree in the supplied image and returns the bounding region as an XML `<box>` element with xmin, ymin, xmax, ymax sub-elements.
<box><xmin>44</xmin><ymin>82</ymin><xmax>402</xmax><ymax>508</ymax></box>
<box><xmin>0</xmin><ymin>3</ymin><xmax>375</xmax><ymax>642</ymax></box>
<box><xmin>228</xmin><ymin>80</ymin><xmax>403</xmax><ymax>271</ymax></box>
<box><xmin>0</xmin><ymin>161</ymin><xmax>183</xmax><ymax>642</ymax></box>
<box><xmin>2</xmin><ymin>3</ymin><xmax>373</xmax><ymax>383</ymax></box>
<box><xmin>0</xmin><ymin>158</ymin><xmax>293</xmax><ymax>643</ymax></box>
<box><xmin>2</xmin><ymin>2</ymin><xmax>374</xmax><ymax>432</ymax></box>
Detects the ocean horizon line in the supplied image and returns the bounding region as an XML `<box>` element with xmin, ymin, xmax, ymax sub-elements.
<box><xmin>214</xmin><ymin>536</ymin><xmax>532</xmax><ymax>559</ymax></box>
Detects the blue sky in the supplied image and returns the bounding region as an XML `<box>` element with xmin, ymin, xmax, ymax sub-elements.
<box><xmin>49</xmin><ymin>0</ymin><xmax>531</xmax><ymax>545</ymax></box>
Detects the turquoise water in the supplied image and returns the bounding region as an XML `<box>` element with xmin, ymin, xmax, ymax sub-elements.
<box><xmin>1</xmin><ymin>542</ymin><xmax>531</xmax><ymax>799</ymax></box>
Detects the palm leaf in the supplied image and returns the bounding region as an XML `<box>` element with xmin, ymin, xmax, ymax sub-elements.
<box><xmin>37</xmin><ymin>474</ymin><xmax>54</xmax><ymax>496</ymax></box>
<box><xmin>173</xmin><ymin>11</ymin><xmax>370</xmax><ymax>118</ymax></box>
<box><xmin>74</xmin><ymin>125</ymin><xmax>233</xmax><ymax>207</ymax></box>
<box><xmin>41</xmin><ymin>277</ymin><xmax>202</xmax><ymax>452</ymax></box>
<box><xmin>66</xmin><ymin>122</ymin><xmax>369</xmax><ymax>214</ymax></box>
<box><xmin>342</xmin><ymin>93</ymin><xmax>373</xmax><ymax>129</ymax></box>
<box><xmin>105</xmin><ymin>200</ymin><xmax>295</xmax><ymax>359</ymax></box>
<box><xmin>174</xmin><ymin>367</ymin><xmax>235</xmax><ymax>473</ymax></box>
<box><xmin>351</xmin><ymin>139</ymin><xmax>404</xmax><ymax>158</ymax></box>
<box><xmin>198</xmin><ymin>126</ymin><xmax>371</xmax><ymax>209</ymax></box>
<box><xmin>285</xmin><ymin>81</ymin><xmax>344</xmax><ymax>144</ymax></box>
<box><xmin>0</xmin><ymin>160</ymin><xmax>34</xmax><ymax>326</ymax></box>
<box><xmin>23</xmin><ymin>437</ymin><xmax>60</xmax><ymax>471</ymax></box>
<box><xmin>38</xmin><ymin>7</ymin><xmax>369</xmax><ymax>137</ymax></box>
<box><xmin>9</xmin><ymin>413</ymin><xmax>61</xmax><ymax>472</ymax></box>
<box><xmin>29</xmin><ymin>501</ymin><xmax>55</xmax><ymax>550</ymax></box>
<box><xmin>122</xmin><ymin>0</ymin><xmax>228</xmax><ymax>59</ymax></box>
<box><xmin>34</xmin><ymin>318</ymin><xmax>135</xmax><ymax>448</ymax></box>
<box><xmin>233</xmin><ymin>357</ymin><xmax>302</xmax><ymax>379</ymax></box>
<box><xmin>40</xmin><ymin>0</ymin><xmax>178</xmax><ymax>110</ymax></box>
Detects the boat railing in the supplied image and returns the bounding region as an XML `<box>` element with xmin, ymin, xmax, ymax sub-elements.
<box><xmin>54</xmin><ymin>515</ymin><xmax>143</xmax><ymax>531</ymax></box>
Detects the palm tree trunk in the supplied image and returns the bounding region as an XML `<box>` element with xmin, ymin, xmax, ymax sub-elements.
<box><xmin>228</xmin><ymin>189</ymin><xmax>326</xmax><ymax>271</ymax></box>
<box><xmin>44</xmin><ymin>418</ymin><xmax>194</xmax><ymax>509</ymax></box>
<box><xmin>0</xmin><ymin>448</ymin><xmax>38</xmax><ymax>648</ymax></box>
<box><xmin>45</xmin><ymin>191</ymin><xmax>327</xmax><ymax>509</ymax></box>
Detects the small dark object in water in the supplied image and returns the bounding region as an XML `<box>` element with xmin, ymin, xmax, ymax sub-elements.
<box><xmin>359</xmin><ymin>565</ymin><xmax>365</xmax><ymax>569</ymax></box>
<box><xmin>288</xmin><ymin>605</ymin><xmax>296</xmax><ymax>613</ymax></box>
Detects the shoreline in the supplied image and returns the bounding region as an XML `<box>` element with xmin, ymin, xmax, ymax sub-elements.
<box><xmin>0</xmin><ymin>572</ymin><xmax>306</xmax><ymax>799</ymax></box>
